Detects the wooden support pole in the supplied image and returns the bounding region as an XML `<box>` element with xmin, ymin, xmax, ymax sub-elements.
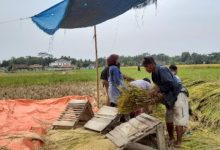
<box><xmin>94</xmin><ymin>25</ymin><xmax>100</xmax><ymax>108</ymax></box>
<box><xmin>156</xmin><ymin>123</ymin><xmax>167</xmax><ymax>150</ymax></box>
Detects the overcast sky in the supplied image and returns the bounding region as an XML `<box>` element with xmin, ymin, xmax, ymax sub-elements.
<box><xmin>0</xmin><ymin>0</ymin><xmax>220</xmax><ymax>61</ymax></box>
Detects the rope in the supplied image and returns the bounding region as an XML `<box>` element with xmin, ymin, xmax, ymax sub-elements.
<box><xmin>0</xmin><ymin>17</ymin><xmax>30</xmax><ymax>25</ymax></box>
<box><xmin>48</xmin><ymin>36</ymin><xmax>54</xmax><ymax>53</ymax></box>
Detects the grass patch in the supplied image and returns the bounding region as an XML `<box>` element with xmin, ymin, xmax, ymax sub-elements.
<box><xmin>0</xmin><ymin>65</ymin><xmax>220</xmax><ymax>87</ymax></box>
<box><xmin>0</xmin><ymin>70</ymin><xmax>96</xmax><ymax>87</ymax></box>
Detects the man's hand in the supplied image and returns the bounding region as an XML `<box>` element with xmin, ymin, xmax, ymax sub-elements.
<box><xmin>102</xmin><ymin>80</ymin><xmax>108</xmax><ymax>88</ymax></box>
<box><xmin>149</xmin><ymin>86</ymin><xmax>160</xmax><ymax>96</ymax></box>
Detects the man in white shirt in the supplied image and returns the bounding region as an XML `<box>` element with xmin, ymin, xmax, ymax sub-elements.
<box><xmin>130</xmin><ymin>78</ymin><xmax>151</xmax><ymax>90</ymax></box>
<box><xmin>129</xmin><ymin>78</ymin><xmax>152</xmax><ymax>117</ymax></box>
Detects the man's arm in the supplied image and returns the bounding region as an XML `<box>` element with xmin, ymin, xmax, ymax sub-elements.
<box><xmin>110</xmin><ymin>67</ymin><xmax>123</xmax><ymax>86</ymax></box>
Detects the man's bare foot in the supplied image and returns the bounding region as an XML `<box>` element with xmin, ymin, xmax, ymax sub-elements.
<box><xmin>168</xmin><ymin>139</ymin><xmax>175</xmax><ymax>147</ymax></box>
<box><xmin>174</xmin><ymin>141</ymin><xmax>182</xmax><ymax>148</ymax></box>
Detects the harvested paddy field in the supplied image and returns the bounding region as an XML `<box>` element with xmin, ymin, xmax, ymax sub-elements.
<box><xmin>0</xmin><ymin>82</ymin><xmax>106</xmax><ymax>105</ymax></box>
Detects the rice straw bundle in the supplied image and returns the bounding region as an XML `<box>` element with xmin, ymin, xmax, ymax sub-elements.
<box><xmin>187</xmin><ymin>81</ymin><xmax>220</xmax><ymax>128</ymax></box>
<box><xmin>117</xmin><ymin>85</ymin><xmax>163</xmax><ymax>114</ymax></box>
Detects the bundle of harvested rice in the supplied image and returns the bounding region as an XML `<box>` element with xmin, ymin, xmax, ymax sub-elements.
<box><xmin>117</xmin><ymin>85</ymin><xmax>163</xmax><ymax>114</ymax></box>
<box><xmin>187</xmin><ymin>81</ymin><xmax>220</xmax><ymax>128</ymax></box>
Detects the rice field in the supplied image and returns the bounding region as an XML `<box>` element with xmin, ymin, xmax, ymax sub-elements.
<box><xmin>0</xmin><ymin>64</ymin><xmax>220</xmax><ymax>87</ymax></box>
<box><xmin>0</xmin><ymin>64</ymin><xmax>220</xmax><ymax>150</ymax></box>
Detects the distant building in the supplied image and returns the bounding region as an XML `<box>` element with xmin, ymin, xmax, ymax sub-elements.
<box><xmin>49</xmin><ymin>59</ymin><xmax>72</xmax><ymax>68</ymax></box>
<box><xmin>12</xmin><ymin>64</ymin><xmax>29</xmax><ymax>70</ymax></box>
<box><xmin>29</xmin><ymin>64</ymin><xmax>43</xmax><ymax>70</ymax></box>
<box><xmin>11</xmin><ymin>64</ymin><xmax>43</xmax><ymax>71</ymax></box>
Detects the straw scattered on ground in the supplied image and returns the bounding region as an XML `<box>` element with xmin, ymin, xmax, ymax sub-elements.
<box><xmin>185</xmin><ymin>81</ymin><xmax>220</xmax><ymax>128</ymax></box>
<box><xmin>41</xmin><ymin>128</ymin><xmax>115</xmax><ymax>150</ymax></box>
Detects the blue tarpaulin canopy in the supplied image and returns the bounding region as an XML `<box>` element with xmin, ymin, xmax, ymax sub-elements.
<box><xmin>31</xmin><ymin>0</ymin><xmax>156</xmax><ymax>106</ymax></box>
<box><xmin>32</xmin><ymin>0</ymin><xmax>156</xmax><ymax>35</ymax></box>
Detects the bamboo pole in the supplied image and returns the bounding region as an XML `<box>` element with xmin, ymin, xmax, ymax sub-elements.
<box><xmin>94</xmin><ymin>25</ymin><xmax>100</xmax><ymax>108</ymax></box>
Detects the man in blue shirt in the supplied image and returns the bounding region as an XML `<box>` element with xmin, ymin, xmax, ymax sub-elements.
<box><xmin>142</xmin><ymin>56</ymin><xmax>189</xmax><ymax>148</ymax></box>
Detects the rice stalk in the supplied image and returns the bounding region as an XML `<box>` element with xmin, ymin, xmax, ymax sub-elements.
<box><xmin>117</xmin><ymin>85</ymin><xmax>163</xmax><ymax>114</ymax></box>
<box><xmin>186</xmin><ymin>81</ymin><xmax>220</xmax><ymax>128</ymax></box>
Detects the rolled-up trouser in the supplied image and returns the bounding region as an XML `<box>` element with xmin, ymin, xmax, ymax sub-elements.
<box><xmin>165</xmin><ymin>92</ymin><xmax>189</xmax><ymax>126</ymax></box>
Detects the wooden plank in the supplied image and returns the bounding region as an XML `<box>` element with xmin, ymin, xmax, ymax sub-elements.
<box><xmin>112</xmin><ymin>121</ymin><xmax>143</xmax><ymax>142</ymax></box>
<box><xmin>108</xmin><ymin>129</ymin><xmax>129</xmax><ymax>145</ymax></box>
<box><xmin>84</xmin><ymin>105</ymin><xmax>118</xmax><ymax>132</ymax></box>
<box><xmin>103</xmin><ymin>115</ymin><xmax>121</xmax><ymax>132</ymax></box>
<box><xmin>128</xmin><ymin>118</ymin><xmax>150</xmax><ymax>131</ymax></box>
<box><xmin>59</xmin><ymin>116</ymin><xmax>76</xmax><ymax>119</ymax></box>
<box><xmin>107</xmin><ymin>124</ymin><xmax>157</xmax><ymax>148</ymax></box>
<box><xmin>61</xmin><ymin>116</ymin><xmax>77</xmax><ymax>119</ymax></box>
<box><xmin>53</xmin><ymin>120</ymin><xmax>76</xmax><ymax>127</ymax></box>
<box><xmin>136</xmin><ymin>116</ymin><xmax>157</xmax><ymax>130</ymax></box>
<box><xmin>105</xmin><ymin>113</ymin><xmax>165</xmax><ymax>149</ymax></box>
<box><xmin>69</xmin><ymin>99</ymin><xmax>88</xmax><ymax>104</ymax></box>
<box><xmin>95</xmin><ymin>114</ymin><xmax>116</xmax><ymax>120</ymax></box>
<box><xmin>63</xmin><ymin>110</ymin><xmax>82</xmax><ymax>113</ymax></box>
<box><xmin>139</xmin><ymin>113</ymin><xmax>160</xmax><ymax>123</ymax></box>
<box><xmin>101</xmin><ymin>105</ymin><xmax>118</xmax><ymax>110</ymax></box>
<box><xmin>130</xmin><ymin>128</ymin><xmax>156</xmax><ymax>143</ymax></box>
<box><xmin>115</xmin><ymin>122</ymin><xmax>139</xmax><ymax>138</ymax></box>
<box><xmin>105</xmin><ymin>113</ymin><xmax>164</xmax><ymax>149</ymax></box>
<box><xmin>96</xmin><ymin>106</ymin><xmax>118</xmax><ymax>117</ymax></box>
<box><xmin>84</xmin><ymin>117</ymin><xmax>112</xmax><ymax>132</ymax></box>
<box><xmin>53</xmin><ymin>99</ymin><xmax>93</xmax><ymax>129</ymax></box>
<box><xmin>72</xmin><ymin>105</ymin><xmax>85</xmax><ymax>107</ymax></box>
<box><xmin>68</xmin><ymin>108</ymin><xmax>84</xmax><ymax>110</ymax></box>
<box><xmin>156</xmin><ymin>123</ymin><xmax>167</xmax><ymax>150</ymax></box>
<box><xmin>106</xmin><ymin>133</ymin><xmax>125</xmax><ymax>148</ymax></box>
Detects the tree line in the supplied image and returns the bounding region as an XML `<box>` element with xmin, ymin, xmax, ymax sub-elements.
<box><xmin>98</xmin><ymin>52</ymin><xmax>220</xmax><ymax>66</ymax></box>
<box><xmin>1</xmin><ymin>52</ymin><xmax>220</xmax><ymax>69</ymax></box>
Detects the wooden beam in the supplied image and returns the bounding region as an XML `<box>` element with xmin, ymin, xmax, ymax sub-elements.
<box><xmin>94</xmin><ymin>25</ymin><xmax>100</xmax><ymax>108</ymax></box>
<box><xmin>156</xmin><ymin>123</ymin><xmax>167</xmax><ymax>150</ymax></box>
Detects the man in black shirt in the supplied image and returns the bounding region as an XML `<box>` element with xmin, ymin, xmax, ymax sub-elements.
<box><xmin>100</xmin><ymin>66</ymin><xmax>110</xmax><ymax>105</ymax></box>
<box><xmin>142</xmin><ymin>56</ymin><xmax>189</xmax><ymax>147</ymax></box>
